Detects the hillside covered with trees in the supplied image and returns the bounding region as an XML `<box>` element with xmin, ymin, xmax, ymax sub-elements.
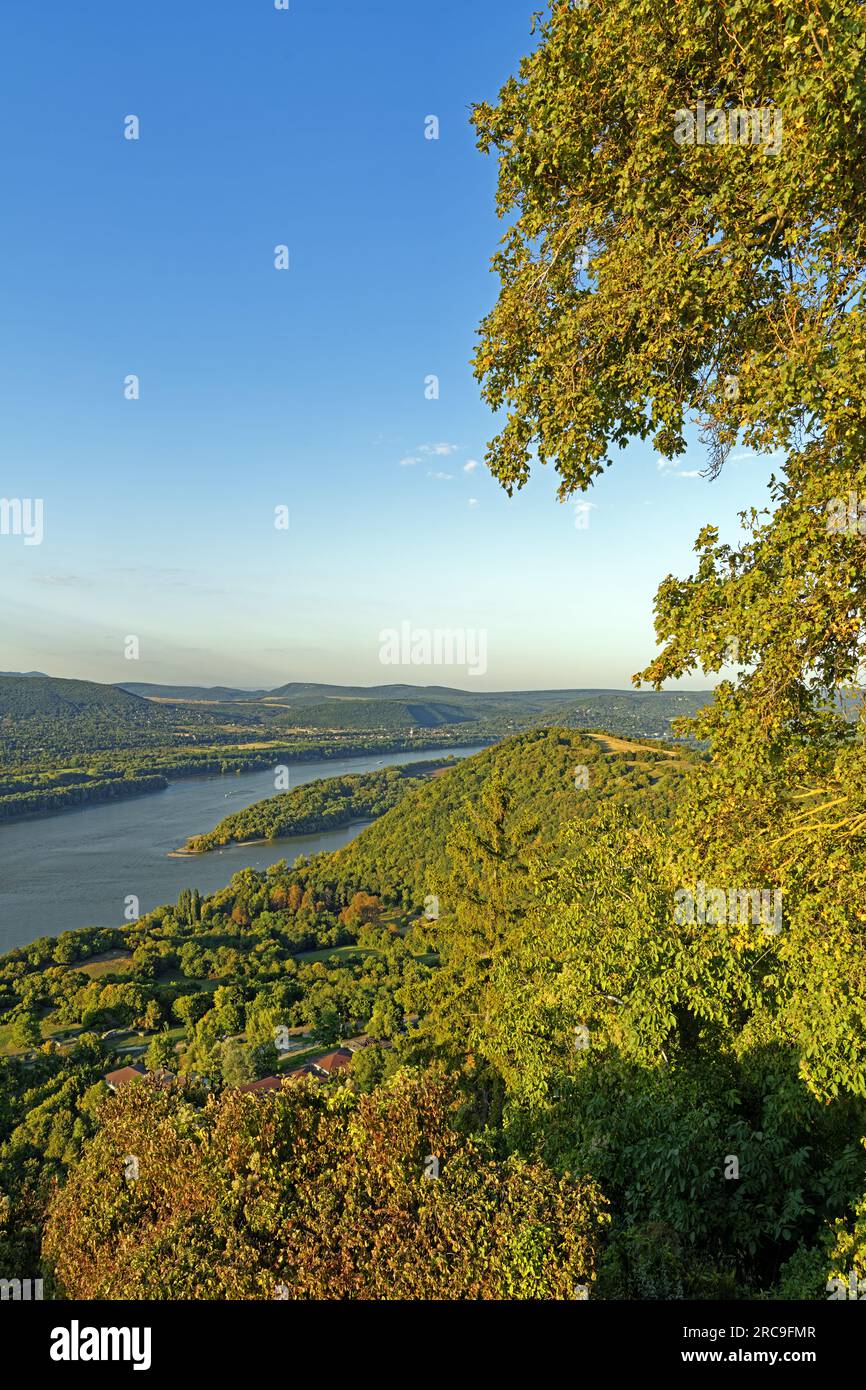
<box><xmin>179</xmin><ymin>760</ymin><xmax>458</xmax><ymax>853</ymax></box>
<box><xmin>334</xmin><ymin>729</ymin><xmax>688</xmax><ymax>904</ymax></box>
<box><xmin>1</xmin><ymin>0</ymin><xmax>865</xmax><ymax>1312</ymax></box>
<box><xmin>0</xmin><ymin>715</ymin><xmax>863</xmax><ymax>1301</ymax></box>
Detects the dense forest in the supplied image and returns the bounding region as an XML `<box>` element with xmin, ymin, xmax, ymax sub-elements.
<box><xmin>1</xmin><ymin>720</ymin><xmax>863</xmax><ymax>1300</ymax></box>
<box><xmin>180</xmin><ymin>761</ymin><xmax>457</xmax><ymax>853</ymax></box>
<box><xmin>2</xmin><ymin>0</ymin><xmax>865</xmax><ymax>1308</ymax></box>
<box><xmin>0</xmin><ymin>730</ymin><xmax>681</xmax><ymax>1299</ymax></box>
<box><xmin>334</xmin><ymin>730</ymin><xmax>688</xmax><ymax>904</ymax></box>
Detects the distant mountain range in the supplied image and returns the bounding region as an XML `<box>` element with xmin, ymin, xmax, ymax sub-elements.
<box><xmin>1</xmin><ymin>672</ymin><xmax>711</xmax><ymax>705</ymax></box>
<box><xmin>0</xmin><ymin>673</ymin><xmax>715</xmax><ymax>741</ymax></box>
<box><xmin>116</xmin><ymin>680</ymin><xmax>716</xmax><ymax>733</ymax></box>
<box><xmin>115</xmin><ymin>679</ymin><xmax>702</xmax><ymax>708</ymax></box>
<box><xmin>117</xmin><ymin>680</ymin><xmax>594</xmax><ymax>703</ymax></box>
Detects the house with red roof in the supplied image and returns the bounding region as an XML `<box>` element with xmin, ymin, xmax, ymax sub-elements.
<box><xmin>104</xmin><ymin>1063</ymin><xmax>146</xmax><ymax>1092</ymax></box>
<box><xmin>235</xmin><ymin>1075</ymin><xmax>285</xmax><ymax>1095</ymax></box>
<box><xmin>310</xmin><ymin>1048</ymin><xmax>352</xmax><ymax>1078</ymax></box>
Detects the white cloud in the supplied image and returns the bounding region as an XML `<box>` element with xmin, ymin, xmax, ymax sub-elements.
<box><xmin>428</xmin><ymin>471</ymin><xmax>453</xmax><ymax>481</ymax></box>
<box><xmin>657</xmin><ymin>456</ymin><xmax>702</xmax><ymax>479</ymax></box>
<box><xmin>422</xmin><ymin>442</ymin><xmax>459</xmax><ymax>457</ymax></box>
<box><xmin>468</xmin><ymin>497</ymin><xmax>479</xmax><ymax>508</ymax></box>
<box><xmin>399</xmin><ymin>442</ymin><xmax>461</xmax><ymax>468</ymax></box>
<box><xmin>464</xmin><ymin>458</ymin><xmax>480</xmax><ymax>473</ymax></box>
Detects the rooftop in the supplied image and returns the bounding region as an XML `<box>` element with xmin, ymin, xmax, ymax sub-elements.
<box><xmin>104</xmin><ymin>1064</ymin><xmax>146</xmax><ymax>1090</ymax></box>
<box><xmin>311</xmin><ymin>1049</ymin><xmax>352</xmax><ymax>1075</ymax></box>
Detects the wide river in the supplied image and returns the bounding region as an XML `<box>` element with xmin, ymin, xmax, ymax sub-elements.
<box><xmin>0</xmin><ymin>745</ymin><xmax>487</xmax><ymax>954</ymax></box>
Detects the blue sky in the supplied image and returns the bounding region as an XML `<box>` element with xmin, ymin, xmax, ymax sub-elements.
<box><xmin>0</xmin><ymin>0</ymin><xmax>779</xmax><ymax>691</ymax></box>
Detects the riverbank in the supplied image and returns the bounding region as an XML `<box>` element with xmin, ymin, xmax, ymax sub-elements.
<box><xmin>169</xmin><ymin>757</ymin><xmax>459</xmax><ymax>857</ymax></box>
<box><xmin>0</xmin><ymin>738</ymin><xmax>492</xmax><ymax>828</ymax></box>
<box><xmin>169</xmin><ymin>816</ymin><xmax>375</xmax><ymax>857</ymax></box>
<box><xmin>0</xmin><ymin>744</ymin><xmax>490</xmax><ymax>952</ymax></box>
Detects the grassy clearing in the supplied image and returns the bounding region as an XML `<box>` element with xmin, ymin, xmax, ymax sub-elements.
<box><xmin>584</xmin><ymin>732</ymin><xmax>680</xmax><ymax>758</ymax></box>
<box><xmin>71</xmin><ymin>950</ymin><xmax>133</xmax><ymax>978</ymax></box>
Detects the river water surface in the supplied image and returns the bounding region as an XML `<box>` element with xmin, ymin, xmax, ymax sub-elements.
<box><xmin>0</xmin><ymin>746</ymin><xmax>487</xmax><ymax>953</ymax></box>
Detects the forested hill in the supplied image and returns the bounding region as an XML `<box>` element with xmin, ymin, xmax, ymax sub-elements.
<box><xmin>181</xmin><ymin>762</ymin><xmax>453</xmax><ymax>853</ymax></box>
<box><xmin>0</xmin><ymin>675</ymin><xmax>146</xmax><ymax>719</ymax></box>
<box><xmin>333</xmin><ymin>728</ymin><xmax>691</xmax><ymax>904</ymax></box>
<box><xmin>0</xmin><ymin>674</ymin><xmax>204</xmax><ymax>758</ymax></box>
<box><xmin>177</xmin><ymin>736</ymin><xmax>685</xmax><ymax>859</ymax></box>
<box><xmin>256</xmin><ymin>698</ymin><xmax>473</xmax><ymax>730</ymax></box>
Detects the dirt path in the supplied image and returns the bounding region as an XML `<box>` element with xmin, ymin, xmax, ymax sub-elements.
<box><xmin>584</xmin><ymin>732</ymin><xmax>679</xmax><ymax>758</ymax></box>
